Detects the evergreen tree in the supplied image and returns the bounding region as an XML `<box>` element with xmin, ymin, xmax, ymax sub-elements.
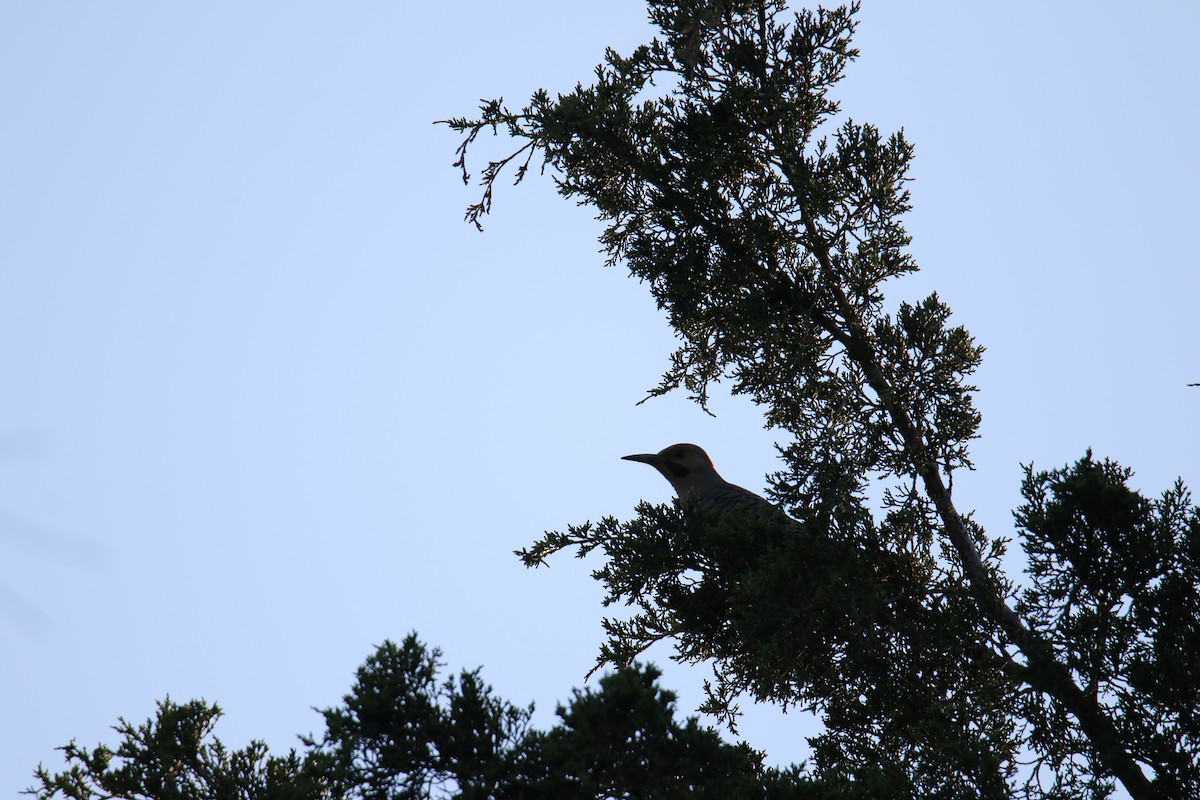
<box><xmin>29</xmin><ymin>634</ymin><xmax>826</xmax><ymax>800</ymax></box>
<box><xmin>443</xmin><ymin>2</ymin><xmax>1199</xmax><ymax>797</ymax></box>
<box><xmin>30</xmin><ymin>3</ymin><xmax>1199</xmax><ymax>799</ymax></box>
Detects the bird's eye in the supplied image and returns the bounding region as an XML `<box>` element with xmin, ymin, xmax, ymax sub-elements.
<box><xmin>666</xmin><ymin>463</ymin><xmax>690</xmax><ymax>479</ymax></box>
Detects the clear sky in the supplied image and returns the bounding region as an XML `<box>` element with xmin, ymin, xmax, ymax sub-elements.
<box><xmin>2</xmin><ymin>2</ymin><xmax>1197</xmax><ymax>794</ymax></box>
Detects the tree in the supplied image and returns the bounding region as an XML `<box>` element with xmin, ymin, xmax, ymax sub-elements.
<box><xmin>29</xmin><ymin>634</ymin><xmax>829</xmax><ymax>800</ymax></box>
<box><xmin>443</xmin><ymin>1</ymin><xmax>1199</xmax><ymax>797</ymax></box>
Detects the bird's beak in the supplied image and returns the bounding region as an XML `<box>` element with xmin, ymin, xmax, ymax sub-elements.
<box><xmin>621</xmin><ymin>453</ymin><xmax>661</xmax><ymax>466</ymax></box>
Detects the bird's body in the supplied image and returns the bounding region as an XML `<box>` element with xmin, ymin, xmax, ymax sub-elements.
<box><xmin>622</xmin><ymin>443</ymin><xmax>788</xmax><ymax>520</ymax></box>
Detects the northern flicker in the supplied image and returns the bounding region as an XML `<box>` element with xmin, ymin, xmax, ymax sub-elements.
<box><xmin>622</xmin><ymin>443</ymin><xmax>793</xmax><ymax>522</ymax></box>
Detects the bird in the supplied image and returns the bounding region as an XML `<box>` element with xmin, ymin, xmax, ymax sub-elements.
<box><xmin>622</xmin><ymin>443</ymin><xmax>792</xmax><ymax>521</ymax></box>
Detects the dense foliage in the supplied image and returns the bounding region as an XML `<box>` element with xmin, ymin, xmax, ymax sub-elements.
<box><xmin>445</xmin><ymin>1</ymin><xmax>1199</xmax><ymax>797</ymax></box>
<box><xmin>30</xmin><ymin>2</ymin><xmax>1198</xmax><ymax>799</ymax></box>
<box><xmin>30</xmin><ymin>634</ymin><xmax>829</xmax><ymax>800</ymax></box>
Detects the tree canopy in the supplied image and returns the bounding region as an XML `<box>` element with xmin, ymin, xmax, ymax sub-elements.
<box><xmin>30</xmin><ymin>2</ymin><xmax>1199</xmax><ymax>799</ymax></box>
<box><xmin>29</xmin><ymin>635</ymin><xmax>829</xmax><ymax>800</ymax></box>
<box><xmin>444</xmin><ymin>1</ymin><xmax>1199</xmax><ymax>797</ymax></box>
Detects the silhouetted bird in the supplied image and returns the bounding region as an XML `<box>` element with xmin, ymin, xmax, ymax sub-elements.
<box><xmin>622</xmin><ymin>443</ymin><xmax>795</xmax><ymax>522</ymax></box>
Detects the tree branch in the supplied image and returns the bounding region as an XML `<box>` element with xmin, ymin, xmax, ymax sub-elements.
<box><xmin>786</xmin><ymin>180</ymin><xmax>1155</xmax><ymax>798</ymax></box>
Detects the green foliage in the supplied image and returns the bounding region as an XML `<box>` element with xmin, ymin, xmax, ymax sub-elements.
<box><xmin>30</xmin><ymin>3</ymin><xmax>1197</xmax><ymax>800</ymax></box>
<box><xmin>445</xmin><ymin>2</ymin><xmax>983</xmax><ymax>501</ymax></box>
<box><xmin>30</xmin><ymin>635</ymin><xmax>830</xmax><ymax>800</ymax></box>
<box><xmin>518</xmin><ymin>666</ymin><xmax>832</xmax><ymax>799</ymax></box>
<box><xmin>28</xmin><ymin>698</ymin><xmax>334</xmax><ymax>800</ymax></box>
<box><xmin>447</xmin><ymin>1</ymin><xmax>1195</xmax><ymax>798</ymax></box>
<box><xmin>1015</xmin><ymin>454</ymin><xmax>1200</xmax><ymax>797</ymax></box>
<box><xmin>303</xmin><ymin>634</ymin><xmax>532</xmax><ymax>800</ymax></box>
<box><xmin>523</xmin><ymin>497</ymin><xmax>1017</xmax><ymax>798</ymax></box>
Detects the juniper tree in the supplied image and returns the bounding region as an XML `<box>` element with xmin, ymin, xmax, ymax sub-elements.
<box><xmin>29</xmin><ymin>635</ymin><xmax>826</xmax><ymax>800</ymax></box>
<box><xmin>444</xmin><ymin>2</ymin><xmax>1199</xmax><ymax>797</ymax></box>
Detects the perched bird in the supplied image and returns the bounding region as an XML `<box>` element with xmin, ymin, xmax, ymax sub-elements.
<box><xmin>622</xmin><ymin>443</ymin><xmax>792</xmax><ymax>521</ymax></box>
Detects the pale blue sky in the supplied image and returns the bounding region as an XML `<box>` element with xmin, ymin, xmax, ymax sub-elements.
<box><xmin>2</xmin><ymin>2</ymin><xmax>1197</xmax><ymax>793</ymax></box>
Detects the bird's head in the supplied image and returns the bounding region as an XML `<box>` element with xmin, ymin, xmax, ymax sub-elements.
<box><xmin>622</xmin><ymin>443</ymin><xmax>723</xmax><ymax>497</ymax></box>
